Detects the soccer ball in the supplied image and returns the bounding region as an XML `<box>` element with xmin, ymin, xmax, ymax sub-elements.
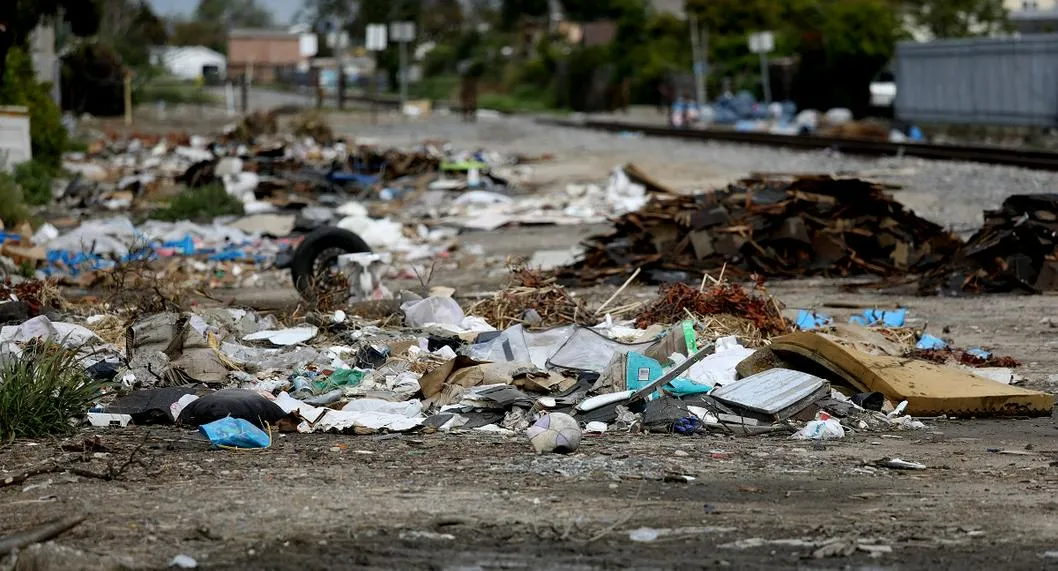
<box><xmin>526</xmin><ymin>413</ymin><xmax>582</xmax><ymax>454</ymax></box>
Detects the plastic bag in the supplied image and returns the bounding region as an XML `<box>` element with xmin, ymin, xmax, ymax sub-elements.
<box><xmin>199</xmin><ymin>417</ymin><xmax>271</xmax><ymax>448</ymax></box>
<box><xmin>401</xmin><ymin>296</ymin><xmax>465</xmax><ymax>327</ymax></box>
<box><xmin>791</xmin><ymin>414</ymin><xmax>845</xmax><ymax>440</ymax></box>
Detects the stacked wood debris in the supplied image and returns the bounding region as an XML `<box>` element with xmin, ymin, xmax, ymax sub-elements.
<box><xmin>919</xmin><ymin>194</ymin><xmax>1058</xmax><ymax>295</ymax></box>
<box><xmin>559</xmin><ymin>176</ymin><xmax>962</xmax><ymax>285</ymax></box>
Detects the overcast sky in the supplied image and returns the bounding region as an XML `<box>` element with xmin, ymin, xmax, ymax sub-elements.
<box><xmin>146</xmin><ymin>0</ymin><xmax>300</xmax><ymax>24</ymax></box>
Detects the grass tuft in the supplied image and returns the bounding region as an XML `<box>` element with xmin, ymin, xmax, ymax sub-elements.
<box><xmin>150</xmin><ymin>182</ymin><xmax>245</xmax><ymax>222</ymax></box>
<box><xmin>0</xmin><ymin>342</ymin><xmax>103</xmax><ymax>442</ymax></box>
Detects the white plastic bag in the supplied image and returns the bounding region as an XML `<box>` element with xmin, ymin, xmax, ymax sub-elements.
<box><xmin>401</xmin><ymin>296</ymin><xmax>465</xmax><ymax>327</ymax></box>
<box><xmin>791</xmin><ymin>415</ymin><xmax>845</xmax><ymax>440</ymax></box>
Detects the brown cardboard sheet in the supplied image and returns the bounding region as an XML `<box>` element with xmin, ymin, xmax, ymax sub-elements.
<box><xmin>768</xmin><ymin>332</ymin><xmax>1054</xmax><ymax>417</ymax></box>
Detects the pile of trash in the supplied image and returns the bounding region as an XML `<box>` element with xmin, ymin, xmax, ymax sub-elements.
<box><xmin>671</xmin><ymin>91</ymin><xmax>924</xmax><ymax>144</ymax></box>
<box><xmin>560</xmin><ymin>175</ymin><xmax>962</xmax><ymax>285</ymax></box>
<box><xmin>919</xmin><ymin>194</ymin><xmax>1058</xmax><ymax>295</ymax></box>
<box><xmin>2</xmin><ymin>264</ymin><xmax>1048</xmax><ymax>452</ymax></box>
<box><xmin>28</xmin><ymin>126</ymin><xmax>663</xmax><ymax>286</ymax></box>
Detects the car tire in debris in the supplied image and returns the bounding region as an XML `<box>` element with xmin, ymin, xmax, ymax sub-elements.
<box><xmin>290</xmin><ymin>226</ymin><xmax>371</xmax><ymax>298</ymax></box>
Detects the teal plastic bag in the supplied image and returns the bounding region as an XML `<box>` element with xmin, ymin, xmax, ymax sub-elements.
<box><xmin>199</xmin><ymin>417</ymin><xmax>271</xmax><ymax>449</ymax></box>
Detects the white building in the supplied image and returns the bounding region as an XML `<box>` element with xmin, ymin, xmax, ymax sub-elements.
<box><xmin>1006</xmin><ymin>0</ymin><xmax>1058</xmax><ymax>33</ymax></box>
<box><xmin>151</xmin><ymin>46</ymin><xmax>227</xmax><ymax>81</ymax></box>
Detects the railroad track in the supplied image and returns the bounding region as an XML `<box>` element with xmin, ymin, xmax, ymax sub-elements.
<box><xmin>537</xmin><ymin>118</ymin><xmax>1058</xmax><ymax>172</ymax></box>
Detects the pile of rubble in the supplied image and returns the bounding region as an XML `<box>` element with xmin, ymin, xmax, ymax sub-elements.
<box><xmin>559</xmin><ymin>175</ymin><xmax>962</xmax><ymax>285</ymax></box>
<box><xmin>919</xmin><ymin>194</ymin><xmax>1058</xmax><ymax>295</ymax></box>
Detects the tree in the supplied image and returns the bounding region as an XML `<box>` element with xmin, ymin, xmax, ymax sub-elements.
<box><xmin>788</xmin><ymin>0</ymin><xmax>898</xmax><ymax>114</ymax></box>
<box><xmin>0</xmin><ymin>0</ymin><xmax>101</xmax><ymax>82</ymax></box>
<box><xmin>559</xmin><ymin>0</ymin><xmax>644</xmax><ymax>21</ymax></box>
<box><xmin>420</xmin><ymin>0</ymin><xmax>465</xmax><ymax>41</ymax></box>
<box><xmin>97</xmin><ymin>0</ymin><xmax>167</xmax><ymax>68</ymax></box>
<box><xmin>195</xmin><ymin>0</ymin><xmax>274</xmax><ymax>29</ymax></box>
<box><xmin>170</xmin><ymin>19</ymin><xmax>227</xmax><ymax>53</ymax></box>
<box><xmin>900</xmin><ymin>0</ymin><xmax>1009</xmax><ymax>38</ymax></box>
<box><xmin>500</xmin><ymin>0</ymin><xmax>549</xmax><ymax>30</ymax></box>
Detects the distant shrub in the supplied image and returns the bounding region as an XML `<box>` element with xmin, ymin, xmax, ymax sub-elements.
<box><xmin>0</xmin><ymin>48</ymin><xmax>68</xmax><ymax>170</ymax></box>
<box><xmin>13</xmin><ymin>160</ymin><xmax>54</xmax><ymax>206</ymax></box>
<box><xmin>0</xmin><ymin>174</ymin><xmax>32</xmax><ymax>228</ymax></box>
<box><xmin>151</xmin><ymin>183</ymin><xmax>244</xmax><ymax>222</ymax></box>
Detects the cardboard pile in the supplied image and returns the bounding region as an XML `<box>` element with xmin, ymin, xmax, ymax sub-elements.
<box><xmin>560</xmin><ymin>175</ymin><xmax>963</xmax><ymax>285</ymax></box>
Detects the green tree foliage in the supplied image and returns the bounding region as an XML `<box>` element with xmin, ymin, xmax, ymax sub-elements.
<box><xmin>559</xmin><ymin>0</ymin><xmax>643</xmax><ymax>21</ymax></box>
<box><xmin>0</xmin><ymin>0</ymin><xmax>101</xmax><ymax>81</ymax></box>
<box><xmin>169</xmin><ymin>19</ymin><xmax>228</xmax><ymax>53</ymax></box>
<box><xmin>682</xmin><ymin>0</ymin><xmax>898</xmax><ymax>114</ymax></box>
<box><xmin>97</xmin><ymin>0</ymin><xmax>168</xmax><ymax>68</ymax></box>
<box><xmin>0</xmin><ymin>48</ymin><xmax>67</xmax><ymax>170</ymax></box>
<box><xmin>788</xmin><ymin>0</ymin><xmax>898</xmax><ymax>113</ymax></box>
<box><xmin>420</xmin><ymin>0</ymin><xmax>466</xmax><ymax>41</ymax></box>
<box><xmin>901</xmin><ymin>0</ymin><xmax>1009</xmax><ymax>38</ymax></box>
<box><xmin>170</xmin><ymin>0</ymin><xmax>275</xmax><ymax>54</ymax></box>
<box><xmin>195</xmin><ymin>0</ymin><xmax>275</xmax><ymax>28</ymax></box>
<box><xmin>500</xmin><ymin>0</ymin><xmax>549</xmax><ymax>30</ymax></box>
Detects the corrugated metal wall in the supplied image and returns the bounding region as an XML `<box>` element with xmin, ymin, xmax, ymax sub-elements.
<box><xmin>895</xmin><ymin>35</ymin><xmax>1058</xmax><ymax>127</ymax></box>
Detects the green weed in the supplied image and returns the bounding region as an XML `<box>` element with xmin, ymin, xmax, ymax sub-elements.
<box><xmin>150</xmin><ymin>183</ymin><xmax>244</xmax><ymax>222</ymax></box>
<box><xmin>0</xmin><ymin>342</ymin><xmax>103</xmax><ymax>442</ymax></box>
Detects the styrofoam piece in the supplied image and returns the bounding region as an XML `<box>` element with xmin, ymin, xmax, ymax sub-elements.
<box><xmin>243</xmin><ymin>326</ymin><xmax>319</xmax><ymax>346</ymax></box>
<box><xmin>87</xmin><ymin>412</ymin><xmax>133</xmax><ymax>427</ymax></box>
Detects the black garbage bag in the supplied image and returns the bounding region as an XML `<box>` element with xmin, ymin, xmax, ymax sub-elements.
<box><xmin>177</xmin><ymin>389</ymin><xmax>290</xmax><ymax>429</ymax></box>
<box><xmin>107</xmin><ymin>387</ymin><xmax>198</xmax><ymax>425</ymax></box>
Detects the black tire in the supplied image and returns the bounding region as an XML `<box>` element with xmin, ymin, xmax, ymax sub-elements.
<box><xmin>290</xmin><ymin>227</ymin><xmax>371</xmax><ymax>298</ymax></box>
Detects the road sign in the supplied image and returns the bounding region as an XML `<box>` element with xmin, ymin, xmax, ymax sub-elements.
<box><xmin>366</xmin><ymin>24</ymin><xmax>387</xmax><ymax>51</ymax></box>
<box><xmin>748</xmin><ymin>31</ymin><xmax>774</xmax><ymax>54</ymax></box>
<box><xmin>389</xmin><ymin>21</ymin><xmax>416</xmax><ymax>43</ymax></box>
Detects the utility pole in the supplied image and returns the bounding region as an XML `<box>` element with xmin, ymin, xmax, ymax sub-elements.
<box><xmin>689</xmin><ymin>13</ymin><xmax>707</xmax><ymax>109</ymax></box>
<box><xmin>390</xmin><ymin>22</ymin><xmax>416</xmax><ymax>111</ymax></box>
<box><xmin>366</xmin><ymin>23</ymin><xmax>388</xmax><ymax>125</ymax></box>
<box><xmin>748</xmin><ymin>31</ymin><xmax>774</xmax><ymax>105</ymax></box>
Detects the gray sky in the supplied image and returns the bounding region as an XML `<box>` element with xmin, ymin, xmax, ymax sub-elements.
<box><xmin>146</xmin><ymin>0</ymin><xmax>300</xmax><ymax>25</ymax></box>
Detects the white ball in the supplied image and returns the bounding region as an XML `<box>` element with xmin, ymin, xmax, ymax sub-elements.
<box><xmin>526</xmin><ymin>413</ymin><xmax>582</xmax><ymax>454</ymax></box>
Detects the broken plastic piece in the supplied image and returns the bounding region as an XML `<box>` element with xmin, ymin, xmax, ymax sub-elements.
<box><xmin>243</xmin><ymin>326</ymin><xmax>319</xmax><ymax>346</ymax></box>
<box><xmin>849</xmin><ymin>308</ymin><xmax>906</xmax><ymax>327</ymax></box>
<box><xmin>199</xmin><ymin>417</ymin><xmax>271</xmax><ymax>449</ymax></box>
<box><xmin>795</xmin><ymin>310</ymin><xmax>831</xmax><ymax>331</ymax></box>
<box><xmin>915</xmin><ymin>333</ymin><xmax>947</xmax><ymax>350</ymax></box>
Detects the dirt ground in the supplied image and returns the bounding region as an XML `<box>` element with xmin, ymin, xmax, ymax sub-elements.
<box><xmin>7</xmin><ymin>112</ymin><xmax>1058</xmax><ymax>570</ymax></box>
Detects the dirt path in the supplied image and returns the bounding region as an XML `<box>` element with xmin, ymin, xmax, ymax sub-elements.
<box><xmin>3</xmin><ymin>417</ymin><xmax>1058</xmax><ymax>569</ymax></box>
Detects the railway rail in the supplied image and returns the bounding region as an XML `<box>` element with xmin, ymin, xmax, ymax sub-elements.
<box><xmin>536</xmin><ymin>118</ymin><xmax>1058</xmax><ymax>172</ymax></box>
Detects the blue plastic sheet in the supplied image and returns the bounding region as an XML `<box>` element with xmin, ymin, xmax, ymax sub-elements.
<box><xmin>43</xmin><ymin>232</ymin><xmax>263</xmax><ymax>278</ymax></box>
<box><xmin>967</xmin><ymin>347</ymin><xmax>992</xmax><ymax>359</ymax></box>
<box><xmin>199</xmin><ymin>417</ymin><xmax>271</xmax><ymax>449</ymax></box>
<box><xmin>849</xmin><ymin>308</ymin><xmax>906</xmax><ymax>328</ymax></box>
<box><xmin>915</xmin><ymin>333</ymin><xmax>947</xmax><ymax>350</ymax></box>
<box><xmin>795</xmin><ymin>310</ymin><xmax>832</xmax><ymax>331</ymax></box>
